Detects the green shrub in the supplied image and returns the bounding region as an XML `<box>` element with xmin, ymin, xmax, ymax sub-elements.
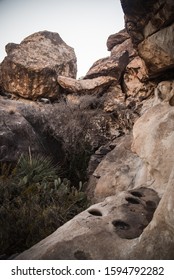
<box><xmin>0</xmin><ymin>154</ymin><xmax>88</xmax><ymax>256</ymax></box>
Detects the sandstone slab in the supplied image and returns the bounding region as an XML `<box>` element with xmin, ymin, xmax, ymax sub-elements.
<box><xmin>58</xmin><ymin>75</ymin><xmax>116</xmax><ymax>95</ymax></box>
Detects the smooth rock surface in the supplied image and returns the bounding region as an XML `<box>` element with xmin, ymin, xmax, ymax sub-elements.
<box><xmin>0</xmin><ymin>31</ymin><xmax>77</xmax><ymax>100</ymax></box>
<box><xmin>87</xmin><ymin>135</ymin><xmax>151</xmax><ymax>203</ymax></box>
<box><xmin>132</xmin><ymin>99</ymin><xmax>174</xmax><ymax>194</ymax></box>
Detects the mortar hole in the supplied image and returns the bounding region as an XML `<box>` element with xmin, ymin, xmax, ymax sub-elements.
<box><xmin>146</xmin><ymin>200</ymin><xmax>156</xmax><ymax>209</ymax></box>
<box><xmin>88</xmin><ymin>209</ymin><xmax>102</xmax><ymax>216</ymax></box>
<box><xmin>112</xmin><ymin>220</ymin><xmax>130</xmax><ymax>230</ymax></box>
<box><xmin>130</xmin><ymin>191</ymin><xmax>143</xmax><ymax>198</ymax></box>
<box><xmin>126</xmin><ymin>197</ymin><xmax>140</xmax><ymax>204</ymax></box>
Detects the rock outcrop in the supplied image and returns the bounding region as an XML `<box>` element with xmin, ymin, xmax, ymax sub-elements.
<box><xmin>0</xmin><ymin>31</ymin><xmax>77</xmax><ymax>100</ymax></box>
<box><xmin>121</xmin><ymin>0</ymin><xmax>174</xmax><ymax>77</ymax></box>
<box><xmin>1</xmin><ymin>0</ymin><xmax>174</xmax><ymax>260</ymax></box>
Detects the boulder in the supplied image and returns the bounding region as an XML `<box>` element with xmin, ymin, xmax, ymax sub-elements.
<box><xmin>87</xmin><ymin>134</ymin><xmax>150</xmax><ymax>203</ymax></box>
<box><xmin>138</xmin><ymin>23</ymin><xmax>174</xmax><ymax>77</ymax></box>
<box><xmin>84</xmin><ymin>51</ymin><xmax>129</xmax><ymax>80</ymax></box>
<box><xmin>111</xmin><ymin>38</ymin><xmax>137</xmax><ymax>59</ymax></box>
<box><xmin>58</xmin><ymin>75</ymin><xmax>116</xmax><ymax>95</ymax></box>
<box><xmin>132</xmin><ymin>98</ymin><xmax>174</xmax><ymax>195</ymax></box>
<box><xmin>0</xmin><ymin>96</ymin><xmax>64</xmax><ymax>164</ymax></box>
<box><xmin>0</xmin><ymin>31</ymin><xmax>77</xmax><ymax>100</ymax></box>
<box><xmin>15</xmin><ymin>186</ymin><xmax>162</xmax><ymax>260</ymax></box>
<box><xmin>107</xmin><ymin>29</ymin><xmax>130</xmax><ymax>51</ymax></box>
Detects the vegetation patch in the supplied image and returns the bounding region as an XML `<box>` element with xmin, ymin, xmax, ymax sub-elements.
<box><xmin>0</xmin><ymin>154</ymin><xmax>88</xmax><ymax>257</ymax></box>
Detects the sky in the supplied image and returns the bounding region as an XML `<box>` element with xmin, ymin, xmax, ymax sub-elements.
<box><xmin>0</xmin><ymin>0</ymin><xmax>124</xmax><ymax>77</ymax></box>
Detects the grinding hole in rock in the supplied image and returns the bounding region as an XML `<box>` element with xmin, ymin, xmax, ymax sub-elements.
<box><xmin>146</xmin><ymin>200</ymin><xmax>156</xmax><ymax>210</ymax></box>
<box><xmin>112</xmin><ymin>220</ymin><xmax>130</xmax><ymax>230</ymax></box>
<box><xmin>126</xmin><ymin>197</ymin><xmax>140</xmax><ymax>204</ymax></box>
<box><xmin>112</xmin><ymin>188</ymin><xmax>160</xmax><ymax>239</ymax></box>
<box><xmin>130</xmin><ymin>191</ymin><xmax>143</xmax><ymax>198</ymax></box>
<box><xmin>88</xmin><ymin>209</ymin><xmax>102</xmax><ymax>216</ymax></box>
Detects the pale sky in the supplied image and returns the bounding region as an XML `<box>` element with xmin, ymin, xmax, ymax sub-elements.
<box><xmin>0</xmin><ymin>0</ymin><xmax>124</xmax><ymax>77</ymax></box>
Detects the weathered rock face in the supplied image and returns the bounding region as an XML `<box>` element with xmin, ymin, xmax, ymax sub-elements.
<box><xmin>107</xmin><ymin>29</ymin><xmax>130</xmax><ymax>51</ymax></box>
<box><xmin>16</xmin><ymin>186</ymin><xmax>162</xmax><ymax>260</ymax></box>
<box><xmin>111</xmin><ymin>38</ymin><xmax>137</xmax><ymax>59</ymax></box>
<box><xmin>132</xmin><ymin>94</ymin><xmax>174</xmax><ymax>194</ymax></box>
<box><xmin>0</xmin><ymin>31</ymin><xmax>77</xmax><ymax>100</ymax></box>
<box><xmin>58</xmin><ymin>75</ymin><xmax>116</xmax><ymax>95</ymax></box>
<box><xmin>138</xmin><ymin>23</ymin><xmax>174</xmax><ymax>76</ymax></box>
<box><xmin>121</xmin><ymin>0</ymin><xmax>174</xmax><ymax>77</ymax></box>
<box><xmin>124</xmin><ymin>56</ymin><xmax>156</xmax><ymax>107</ymax></box>
<box><xmin>84</xmin><ymin>51</ymin><xmax>129</xmax><ymax>80</ymax></box>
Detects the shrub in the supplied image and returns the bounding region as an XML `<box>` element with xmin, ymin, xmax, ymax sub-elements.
<box><xmin>0</xmin><ymin>154</ymin><xmax>88</xmax><ymax>257</ymax></box>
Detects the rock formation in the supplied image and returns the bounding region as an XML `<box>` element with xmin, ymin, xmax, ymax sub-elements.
<box><xmin>0</xmin><ymin>31</ymin><xmax>77</xmax><ymax>100</ymax></box>
<box><xmin>0</xmin><ymin>0</ymin><xmax>174</xmax><ymax>260</ymax></box>
<box><xmin>121</xmin><ymin>0</ymin><xmax>174</xmax><ymax>77</ymax></box>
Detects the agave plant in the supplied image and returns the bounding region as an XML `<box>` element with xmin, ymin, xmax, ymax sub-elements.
<box><xmin>15</xmin><ymin>153</ymin><xmax>60</xmax><ymax>186</ymax></box>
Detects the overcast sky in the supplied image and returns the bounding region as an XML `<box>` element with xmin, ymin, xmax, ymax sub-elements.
<box><xmin>0</xmin><ymin>0</ymin><xmax>124</xmax><ymax>77</ymax></box>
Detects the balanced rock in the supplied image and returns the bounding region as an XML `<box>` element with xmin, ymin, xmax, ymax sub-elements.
<box><xmin>58</xmin><ymin>75</ymin><xmax>116</xmax><ymax>95</ymax></box>
<box><xmin>0</xmin><ymin>31</ymin><xmax>77</xmax><ymax>100</ymax></box>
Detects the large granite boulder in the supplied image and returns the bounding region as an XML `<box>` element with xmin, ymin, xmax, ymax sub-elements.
<box><xmin>0</xmin><ymin>31</ymin><xmax>77</xmax><ymax>100</ymax></box>
<box><xmin>121</xmin><ymin>0</ymin><xmax>174</xmax><ymax>77</ymax></box>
